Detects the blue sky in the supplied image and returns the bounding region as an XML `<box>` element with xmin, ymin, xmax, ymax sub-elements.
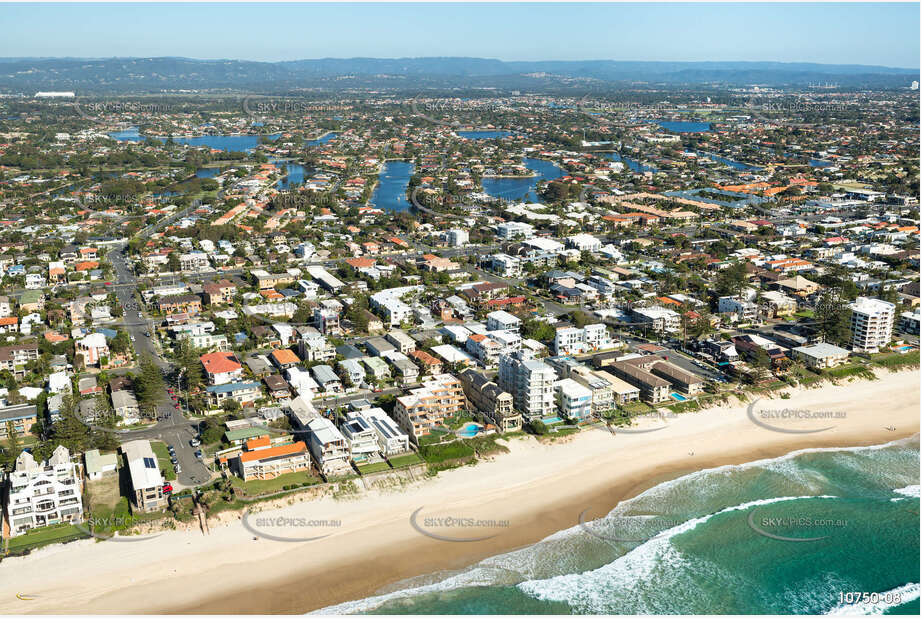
<box><xmin>1</xmin><ymin>3</ymin><xmax>918</xmax><ymax>68</ymax></box>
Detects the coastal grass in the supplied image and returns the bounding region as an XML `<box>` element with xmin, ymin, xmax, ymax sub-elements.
<box><xmin>150</xmin><ymin>441</ymin><xmax>177</xmax><ymax>481</ymax></box>
<box><xmin>622</xmin><ymin>401</ymin><xmax>654</xmax><ymax>415</ymax></box>
<box><xmin>357</xmin><ymin>461</ymin><xmax>391</xmax><ymax>475</ymax></box>
<box><xmin>388</xmin><ymin>452</ymin><xmax>424</xmax><ymax>468</ymax></box>
<box><xmin>229</xmin><ymin>472</ymin><xmax>321</xmax><ymax>496</ymax></box>
<box><xmin>871</xmin><ymin>350</ymin><xmax>919</xmax><ymax>370</ymax></box>
<box><xmin>6</xmin><ymin>523</ymin><xmax>88</xmax><ymax>553</ymax></box>
<box><xmin>85</xmin><ymin>476</ymin><xmax>122</xmax><ymax>514</ymax></box>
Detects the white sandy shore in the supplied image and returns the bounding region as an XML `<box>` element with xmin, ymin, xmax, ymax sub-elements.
<box><xmin>1</xmin><ymin>370</ymin><xmax>918</xmax><ymax>614</ymax></box>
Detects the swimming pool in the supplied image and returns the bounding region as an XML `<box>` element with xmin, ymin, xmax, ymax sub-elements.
<box><xmin>457</xmin><ymin>422</ymin><xmax>484</xmax><ymax>438</ymax></box>
<box><xmin>670</xmin><ymin>393</ymin><xmax>688</xmax><ymax>402</ymax></box>
<box><xmin>541</xmin><ymin>416</ymin><xmax>564</xmax><ymax>425</ymax></box>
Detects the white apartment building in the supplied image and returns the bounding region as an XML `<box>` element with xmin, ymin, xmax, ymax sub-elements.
<box><xmin>554</xmin><ymin>378</ymin><xmax>593</xmax><ymax>422</ymax></box>
<box><xmin>357</xmin><ymin>407</ymin><xmax>410</xmax><ymax>456</ymax></box>
<box><xmin>848</xmin><ymin>297</ymin><xmax>895</xmax><ymax>353</ymax></box>
<box><xmin>718</xmin><ymin>296</ymin><xmax>759</xmax><ymax>322</ymax></box>
<box><xmin>496</xmin><ymin>221</ymin><xmax>535</xmax><ymax>240</ymax></box>
<box><xmin>488</xmin><ymin>253</ymin><xmax>523</xmax><ymax>278</ymax></box>
<box><xmin>498</xmin><ymin>350</ymin><xmax>559</xmax><ymax>421</ymax></box>
<box><xmin>565</xmin><ymin>234</ymin><xmax>603</xmax><ymax>252</ymax></box>
<box><xmin>445</xmin><ymin>229</ymin><xmax>469</xmax><ymax>247</ymax></box>
<box><xmin>486</xmin><ymin>310</ymin><xmax>521</xmax><ymax>332</ymax></box>
<box><xmin>4</xmin><ymin>446</ymin><xmax>83</xmax><ymax>537</ymax></box>
<box><xmin>340</xmin><ymin>412</ymin><xmax>381</xmax><ymax>461</ymax></box>
<box><xmin>370</xmin><ymin>286</ymin><xmax>421</xmax><ymax>327</ymax></box>
<box><xmin>306</xmin><ymin>417</ymin><xmax>352</xmax><ymax>476</ymax></box>
<box><xmin>553</xmin><ymin>323</ymin><xmax>611</xmax><ymax>355</ymax></box>
<box><xmin>631</xmin><ymin>306</ymin><xmax>681</xmax><ymax>333</ymax></box>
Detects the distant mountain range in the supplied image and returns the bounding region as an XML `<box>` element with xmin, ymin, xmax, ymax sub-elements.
<box><xmin>0</xmin><ymin>56</ymin><xmax>916</xmax><ymax>93</ymax></box>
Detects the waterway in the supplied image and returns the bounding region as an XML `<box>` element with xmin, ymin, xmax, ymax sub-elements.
<box><xmin>370</xmin><ymin>160</ymin><xmax>414</xmax><ymax>211</ymax></box>
<box><xmin>481</xmin><ymin>157</ymin><xmax>564</xmax><ymax>202</ymax></box>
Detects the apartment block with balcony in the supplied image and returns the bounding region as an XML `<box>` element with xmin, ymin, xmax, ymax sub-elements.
<box><xmin>848</xmin><ymin>297</ymin><xmax>895</xmax><ymax>353</ymax></box>
<box><xmin>498</xmin><ymin>350</ymin><xmax>558</xmax><ymax>421</ymax></box>
<box><xmin>459</xmin><ymin>368</ymin><xmax>522</xmax><ymax>432</ymax></box>
<box><xmin>4</xmin><ymin>446</ymin><xmax>83</xmax><ymax>537</ymax></box>
<box><xmin>392</xmin><ymin>373</ymin><xmax>467</xmax><ymax>442</ymax></box>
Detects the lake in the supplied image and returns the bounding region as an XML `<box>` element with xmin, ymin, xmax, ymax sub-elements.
<box><xmin>602</xmin><ymin>152</ymin><xmax>658</xmax><ymax>173</ymax></box>
<box><xmin>657</xmin><ymin>120</ymin><xmax>712</xmax><ymax>133</ymax></box>
<box><xmin>370</xmin><ymin>161</ymin><xmax>414</xmax><ymax>211</ymax></box>
<box><xmin>308</xmin><ymin>132</ymin><xmax>337</xmax><ymax>145</ymax></box>
<box><xmin>691</xmin><ymin>150</ymin><xmax>762</xmax><ymax>171</ymax></box>
<box><xmin>270</xmin><ymin>159</ymin><xmax>310</xmax><ymax>190</ymax></box>
<box><xmin>481</xmin><ymin>157</ymin><xmax>564</xmax><ymax>202</ymax></box>
<box><xmin>109</xmin><ymin>128</ymin><xmax>280</xmax><ymax>152</ymax></box>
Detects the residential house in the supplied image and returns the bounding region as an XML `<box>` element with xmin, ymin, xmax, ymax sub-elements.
<box><xmin>392</xmin><ymin>373</ymin><xmax>467</xmax><ymax>442</ymax></box>
<box><xmin>305</xmin><ymin>417</ymin><xmax>352</xmax><ymax>476</ymax></box>
<box><xmin>4</xmin><ymin>447</ymin><xmax>83</xmax><ymax>537</ymax></box>
<box><xmin>121</xmin><ymin>440</ymin><xmax>167</xmax><ymax>512</ymax></box>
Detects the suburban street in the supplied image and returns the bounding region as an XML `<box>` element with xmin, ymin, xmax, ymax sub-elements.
<box><xmin>106</xmin><ymin>243</ymin><xmax>213</xmax><ymax>488</ymax></box>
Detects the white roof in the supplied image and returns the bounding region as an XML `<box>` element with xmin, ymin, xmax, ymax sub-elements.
<box><xmin>431</xmin><ymin>344</ymin><xmax>474</xmax><ymax>363</ymax></box>
<box><xmin>122</xmin><ymin>440</ymin><xmax>163</xmax><ymax>491</ymax></box>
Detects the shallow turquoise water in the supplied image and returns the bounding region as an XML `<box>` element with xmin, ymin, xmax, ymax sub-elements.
<box><xmin>315</xmin><ymin>436</ymin><xmax>920</xmax><ymax>615</ymax></box>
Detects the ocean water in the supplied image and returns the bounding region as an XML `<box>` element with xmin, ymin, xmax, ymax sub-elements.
<box><xmin>316</xmin><ymin>436</ymin><xmax>920</xmax><ymax>615</ymax></box>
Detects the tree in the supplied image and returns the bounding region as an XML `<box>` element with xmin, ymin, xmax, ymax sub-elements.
<box><xmin>176</xmin><ymin>339</ymin><xmax>203</xmax><ymax>393</ymax></box>
<box><xmin>51</xmin><ymin>394</ymin><xmax>93</xmax><ymax>453</ymax></box>
<box><xmin>814</xmin><ymin>290</ymin><xmax>852</xmax><ymax>346</ymax></box>
<box><xmin>167</xmin><ymin>252</ymin><xmax>181</xmax><ymax>273</ymax></box>
<box><xmin>135</xmin><ymin>353</ymin><xmax>166</xmax><ymax>418</ymax></box>
<box><xmin>0</xmin><ymin>422</ymin><xmax>23</xmax><ymax>471</ymax></box>
<box><xmin>714</xmin><ymin>262</ymin><xmax>748</xmax><ymax>298</ymax></box>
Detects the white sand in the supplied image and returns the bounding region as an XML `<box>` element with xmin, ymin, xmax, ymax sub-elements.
<box><xmin>1</xmin><ymin>369</ymin><xmax>917</xmax><ymax>614</ymax></box>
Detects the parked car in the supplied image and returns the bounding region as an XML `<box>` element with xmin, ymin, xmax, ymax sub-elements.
<box><xmin>189</xmin><ymin>438</ymin><xmax>201</xmax><ymax>447</ymax></box>
<box><xmin>162</xmin><ymin>483</ymin><xmax>173</xmax><ymax>494</ymax></box>
<box><xmin>194</xmin><ymin>450</ymin><xmax>203</xmax><ymax>460</ymax></box>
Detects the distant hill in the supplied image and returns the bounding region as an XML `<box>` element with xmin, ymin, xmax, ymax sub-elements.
<box><xmin>0</xmin><ymin>56</ymin><xmax>915</xmax><ymax>93</ymax></box>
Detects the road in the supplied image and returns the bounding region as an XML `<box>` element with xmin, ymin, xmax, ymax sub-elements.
<box><xmin>107</xmin><ymin>243</ymin><xmax>213</xmax><ymax>488</ymax></box>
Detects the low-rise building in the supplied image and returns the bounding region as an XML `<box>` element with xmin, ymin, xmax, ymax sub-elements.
<box><xmin>459</xmin><ymin>368</ymin><xmax>521</xmax><ymax>432</ymax></box>
<box><xmin>121</xmin><ymin>440</ymin><xmax>167</xmax><ymax>512</ymax></box>
<box><xmin>306</xmin><ymin>417</ymin><xmax>352</xmax><ymax>476</ymax></box>
<box><xmin>393</xmin><ymin>373</ymin><xmax>467</xmax><ymax>441</ymax></box>
<box><xmin>236</xmin><ymin>441</ymin><xmax>311</xmax><ymax>481</ymax></box>
<box><xmin>792</xmin><ymin>342</ymin><xmax>851</xmax><ymax>369</ymax></box>
<box><xmin>5</xmin><ymin>447</ymin><xmax>82</xmax><ymax>537</ymax></box>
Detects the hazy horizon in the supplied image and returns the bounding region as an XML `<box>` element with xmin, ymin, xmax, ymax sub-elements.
<box><xmin>1</xmin><ymin>3</ymin><xmax>918</xmax><ymax>69</ymax></box>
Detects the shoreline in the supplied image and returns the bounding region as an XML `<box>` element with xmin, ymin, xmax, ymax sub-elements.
<box><xmin>1</xmin><ymin>369</ymin><xmax>917</xmax><ymax>615</ymax></box>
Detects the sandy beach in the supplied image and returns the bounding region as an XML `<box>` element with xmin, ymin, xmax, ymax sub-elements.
<box><xmin>1</xmin><ymin>370</ymin><xmax>918</xmax><ymax>615</ymax></box>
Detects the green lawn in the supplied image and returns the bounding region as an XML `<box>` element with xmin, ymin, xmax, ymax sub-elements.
<box><xmin>388</xmin><ymin>452</ymin><xmax>424</xmax><ymax>468</ymax></box>
<box><xmin>6</xmin><ymin>523</ymin><xmax>88</xmax><ymax>552</ymax></box>
<box><xmin>621</xmin><ymin>401</ymin><xmax>654</xmax><ymax>416</ymax></box>
<box><xmin>357</xmin><ymin>461</ymin><xmax>391</xmax><ymax>475</ymax></box>
<box><xmin>872</xmin><ymin>350</ymin><xmax>919</xmax><ymax>370</ymax></box>
<box><xmin>229</xmin><ymin>471</ymin><xmax>321</xmax><ymax>496</ymax></box>
<box><xmin>150</xmin><ymin>441</ymin><xmax>177</xmax><ymax>481</ymax></box>
<box><xmin>418</xmin><ymin>440</ymin><xmax>475</xmax><ymax>464</ymax></box>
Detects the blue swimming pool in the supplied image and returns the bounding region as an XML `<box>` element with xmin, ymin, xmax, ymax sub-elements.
<box><xmin>541</xmin><ymin>416</ymin><xmax>564</xmax><ymax>425</ymax></box>
<box><xmin>457</xmin><ymin>422</ymin><xmax>484</xmax><ymax>438</ymax></box>
<box><xmin>670</xmin><ymin>393</ymin><xmax>688</xmax><ymax>402</ymax></box>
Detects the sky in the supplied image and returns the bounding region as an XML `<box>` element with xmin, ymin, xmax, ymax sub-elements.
<box><xmin>1</xmin><ymin>2</ymin><xmax>918</xmax><ymax>68</ymax></box>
